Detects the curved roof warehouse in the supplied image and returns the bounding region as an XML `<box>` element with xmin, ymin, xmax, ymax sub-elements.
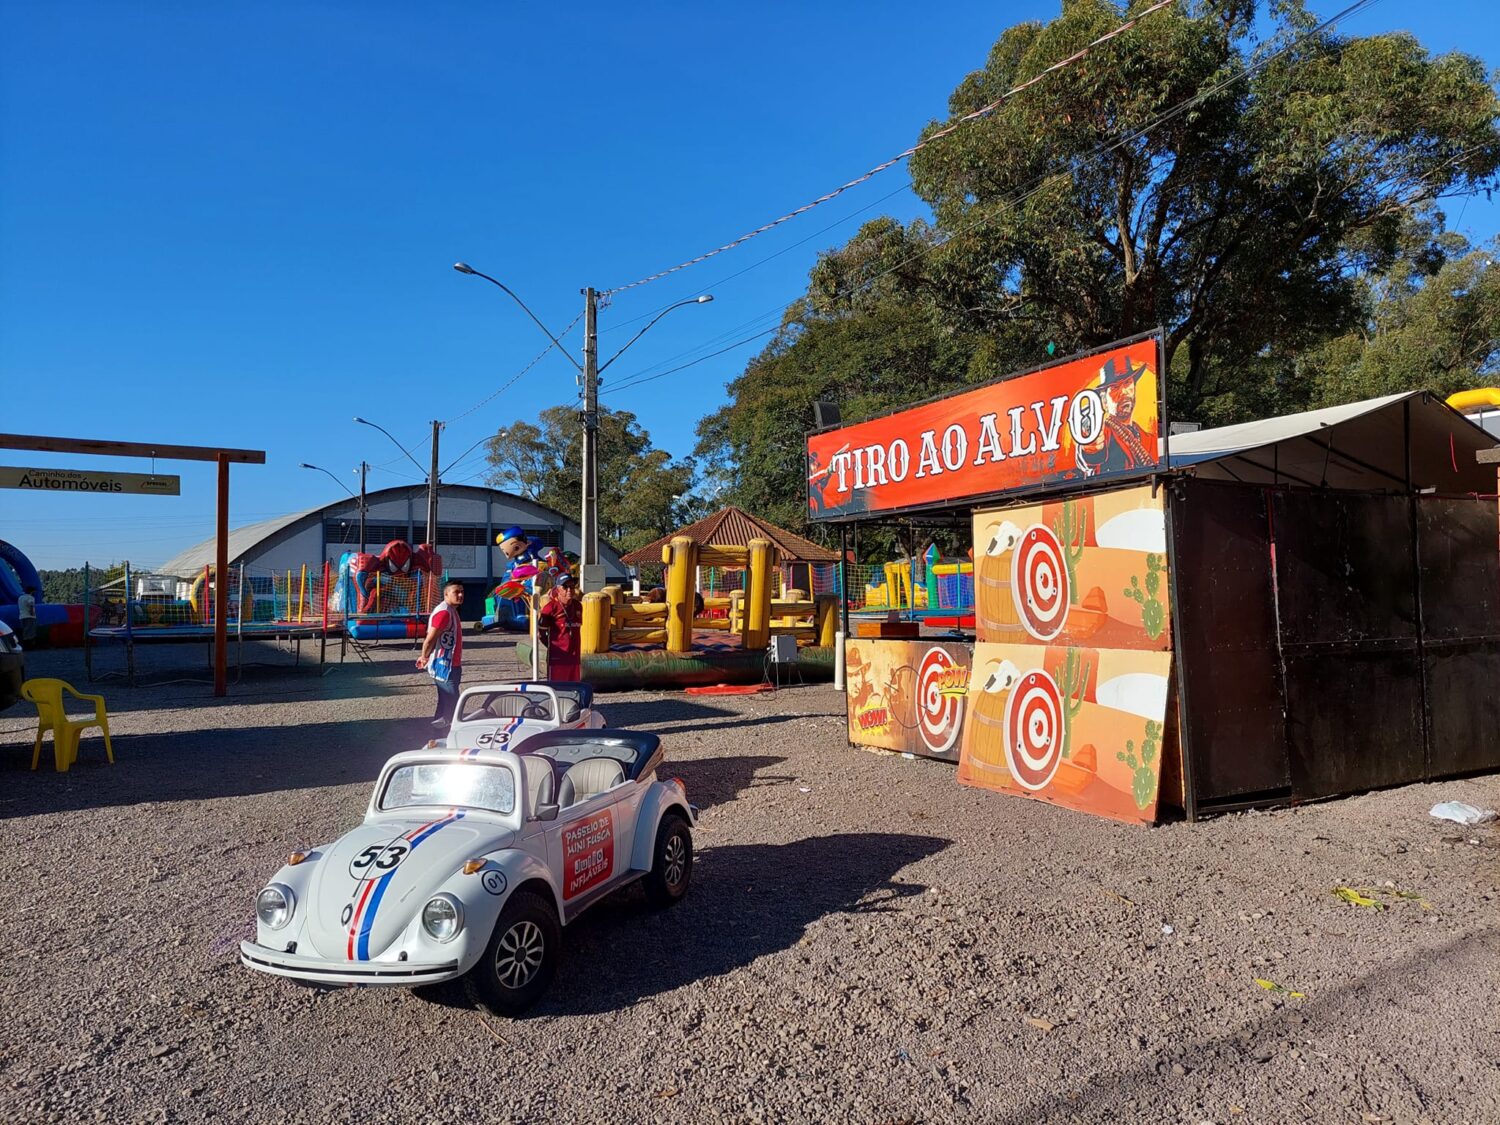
<box><xmin>159</xmin><ymin>484</ymin><xmax>628</xmax><ymax>598</ymax></box>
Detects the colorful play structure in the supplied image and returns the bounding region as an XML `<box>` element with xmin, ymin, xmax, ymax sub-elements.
<box><xmin>859</xmin><ymin>544</ymin><xmax>975</xmax><ymax>630</ymax></box>
<box><xmin>0</xmin><ymin>540</ymin><xmax>91</xmax><ymax>647</ymax></box>
<box><xmin>336</xmin><ymin>540</ymin><xmax>444</xmax><ymax>641</ymax></box>
<box><xmin>577</xmin><ymin>536</ymin><xmax>839</xmax><ymax>689</ymax></box>
<box><xmin>84</xmin><ymin>559</ymin><xmax>344</xmax><ymax>683</ymax></box>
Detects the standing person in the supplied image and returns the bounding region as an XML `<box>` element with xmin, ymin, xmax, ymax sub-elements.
<box><xmin>538</xmin><ymin>574</ymin><xmax>582</xmax><ymax>682</ymax></box>
<box><xmin>17</xmin><ymin>587</ymin><xmax>37</xmax><ymax>646</ymax></box>
<box><xmin>417</xmin><ymin>578</ymin><xmax>465</xmax><ymax>729</ymax></box>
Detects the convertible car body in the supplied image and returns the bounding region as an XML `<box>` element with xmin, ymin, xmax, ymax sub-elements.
<box><xmin>445</xmin><ymin>681</ymin><xmax>603</xmax><ymax>754</ymax></box>
<box><xmin>240</xmin><ymin>729</ymin><xmax>693</xmax><ymax>1014</ymax></box>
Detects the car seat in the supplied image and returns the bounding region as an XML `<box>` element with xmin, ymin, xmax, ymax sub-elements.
<box><xmin>557</xmin><ymin>758</ymin><xmax>624</xmax><ymax>807</ymax></box>
<box><xmin>557</xmin><ymin>698</ymin><xmax>582</xmax><ymax>724</ymax></box>
<box><xmin>518</xmin><ymin>755</ymin><xmax>557</xmax><ymax>811</ymax></box>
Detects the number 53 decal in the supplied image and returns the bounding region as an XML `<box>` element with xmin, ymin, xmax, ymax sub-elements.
<box><xmin>348</xmin><ymin>840</ymin><xmax>409</xmax><ymax>879</ymax></box>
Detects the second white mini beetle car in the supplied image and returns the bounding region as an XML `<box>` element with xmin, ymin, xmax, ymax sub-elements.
<box><xmin>240</xmin><ymin>729</ymin><xmax>693</xmax><ymax>1015</ymax></box>
<box><xmin>444</xmin><ymin>681</ymin><xmax>603</xmax><ymax>754</ymax></box>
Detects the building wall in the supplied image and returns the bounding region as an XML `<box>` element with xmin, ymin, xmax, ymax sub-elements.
<box><xmin>234</xmin><ymin>489</ymin><xmax>620</xmax><ymax>583</ymax></box>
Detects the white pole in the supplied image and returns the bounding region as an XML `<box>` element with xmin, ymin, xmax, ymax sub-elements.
<box><xmin>530</xmin><ymin>593</ymin><xmax>541</xmax><ymax>681</ymax></box>
<box><xmin>833</xmin><ymin>629</ymin><xmax>846</xmax><ymax>692</ymax></box>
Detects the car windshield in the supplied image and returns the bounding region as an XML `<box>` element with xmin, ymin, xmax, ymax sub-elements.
<box><xmin>456</xmin><ymin>691</ymin><xmax>552</xmax><ymax>723</ymax></box>
<box><xmin>380</xmin><ymin>762</ymin><xmax>517</xmax><ymax>815</ymax></box>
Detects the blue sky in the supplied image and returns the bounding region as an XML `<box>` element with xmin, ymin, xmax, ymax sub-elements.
<box><xmin>3</xmin><ymin>0</ymin><xmax>1497</xmax><ymax>570</ymax></box>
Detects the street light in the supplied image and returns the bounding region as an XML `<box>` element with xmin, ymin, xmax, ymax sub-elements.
<box><xmin>355</xmin><ymin>415</ymin><xmax>441</xmax><ymax>547</ymax></box>
<box><xmin>300</xmin><ymin>462</ymin><xmax>367</xmax><ymax>553</ymax></box>
<box><xmin>440</xmin><ymin>429</ymin><xmax>507</xmax><ymax>478</ymax></box>
<box><xmin>352</xmin><ymin>417</ymin><xmax>428</xmax><ymax>477</ymax></box>
<box><xmin>299</xmin><ymin>462</ymin><xmax>357</xmax><ymax>499</ymax></box>
<box><xmin>452</xmin><ymin>264</ymin><xmax>583</xmax><ymax>373</ymax></box>
<box><xmin>598</xmin><ymin>295</ymin><xmax>714</xmax><ymax>373</ymax></box>
<box><xmin>454</xmin><ymin>261</ymin><xmax>715</xmax><ymax>591</ymax></box>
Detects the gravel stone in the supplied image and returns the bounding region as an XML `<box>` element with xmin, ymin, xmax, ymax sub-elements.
<box><xmin>2</xmin><ymin>637</ymin><xmax>1499</xmax><ymax>1123</ymax></box>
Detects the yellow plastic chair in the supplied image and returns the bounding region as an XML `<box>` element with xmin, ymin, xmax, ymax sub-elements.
<box><xmin>21</xmin><ymin>679</ymin><xmax>115</xmax><ymax>773</ymax></box>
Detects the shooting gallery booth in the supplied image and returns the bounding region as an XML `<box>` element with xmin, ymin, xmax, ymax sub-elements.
<box><xmin>808</xmin><ymin>335</ymin><xmax>1500</xmax><ymax>823</ymax></box>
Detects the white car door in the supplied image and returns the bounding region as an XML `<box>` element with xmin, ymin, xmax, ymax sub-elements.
<box><xmin>545</xmin><ymin>770</ymin><xmax>638</xmax><ymax>912</ymax></box>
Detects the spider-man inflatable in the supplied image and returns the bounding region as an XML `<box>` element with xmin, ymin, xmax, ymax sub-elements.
<box><xmin>348</xmin><ymin>539</ymin><xmax>443</xmax><ymax>614</ymax></box>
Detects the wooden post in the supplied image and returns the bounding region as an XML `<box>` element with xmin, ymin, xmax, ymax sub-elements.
<box><xmin>581</xmin><ymin>591</ymin><xmax>611</xmax><ymax>655</ymax></box>
<box><xmin>214</xmin><ymin>453</ymin><xmax>229</xmax><ymax>697</ymax></box>
<box><xmin>745</xmin><ymin>538</ymin><xmax>773</xmax><ymax>650</ymax></box>
<box><xmin>665</xmin><ymin>536</ymin><xmax>698</xmax><ymax>654</ymax></box>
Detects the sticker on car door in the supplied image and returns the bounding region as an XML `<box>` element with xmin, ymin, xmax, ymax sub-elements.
<box><xmin>561</xmin><ymin>808</ymin><xmax>615</xmax><ymax>899</ymax></box>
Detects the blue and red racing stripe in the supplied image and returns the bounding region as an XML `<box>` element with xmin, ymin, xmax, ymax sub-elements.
<box><xmin>462</xmin><ymin>716</ymin><xmax>522</xmax><ymax>758</ymax></box>
<box><xmin>346</xmin><ymin>809</ymin><xmax>467</xmax><ymax>960</ymax></box>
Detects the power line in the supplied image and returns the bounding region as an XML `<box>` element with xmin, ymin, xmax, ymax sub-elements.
<box><xmin>597</xmin><ymin>179</ymin><xmax>918</xmax><ymax>338</ymax></box>
<box><xmin>444</xmin><ymin>310</ymin><xmax>584</xmax><ymax>425</ymax></box>
<box><xmin>602</xmin><ymin>329</ymin><xmax>780</xmax><ymax>397</ymax></box>
<box><xmin>602</xmin><ymin>0</ymin><xmax>1389</xmax><ymax>398</ymax></box>
<box><xmin>601</xmin><ymin>0</ymin><xmax>1181</xmax><ymax>296</ymax></box>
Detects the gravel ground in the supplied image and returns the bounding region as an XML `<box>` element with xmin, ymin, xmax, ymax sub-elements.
<box><xmin>2</xmin><ymin>635</ymin><xmax>1498</xmax><ymax>1124</ymax></box>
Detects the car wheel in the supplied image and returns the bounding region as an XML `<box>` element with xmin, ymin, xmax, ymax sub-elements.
<box><xmin>469</xmin><ymin>891</ymin><xmax>560</xmax><ymax>1017</ymax></box>
<box><xmin>642</xmin><ymin>812</ymin><xmax>692</xmax><ymax>907</ymax></box>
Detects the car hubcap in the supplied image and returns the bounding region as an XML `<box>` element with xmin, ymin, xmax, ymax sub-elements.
<box><xmin>663</xmin><ymin>834</ymin><xmax>686</xmax><ymax>887</ymax></box>
<box><xmin>494</xmin><ymin>920</ymin><xmax>544</xmax><ymax>989</ymax></box>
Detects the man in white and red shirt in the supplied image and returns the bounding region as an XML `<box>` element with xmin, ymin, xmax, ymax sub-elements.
<box><xmin>417</xmin><ymin>578</ymin><xmax>465</xmax><ymax>728</ymax></box>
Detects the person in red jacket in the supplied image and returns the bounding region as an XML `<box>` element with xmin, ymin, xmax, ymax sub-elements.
<box><xmin>538</xmin><ymin>574</ymin><xmax>583</xmax><ymax>681</ymax></box>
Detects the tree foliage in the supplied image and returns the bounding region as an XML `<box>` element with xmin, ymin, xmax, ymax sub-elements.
<box><xmin>697</xmin><ymin>0</ymin><xmax>1500</xmax><ymax>542</ymax></box>
<box><xmin>484</xmin><ymin>406</ymin><xmax>696</xmax><ymax>556</ymax></box>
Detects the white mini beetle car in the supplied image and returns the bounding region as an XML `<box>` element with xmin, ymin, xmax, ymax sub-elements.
<box><xmin>444</xmin><ymin>681</ymin><xmax>603</xmax><ymax>754</ymax></box>
<box><xmin>241</xmin><ymin>729</ymin><xmax>694</xmax><ymax>1015</ymax></box>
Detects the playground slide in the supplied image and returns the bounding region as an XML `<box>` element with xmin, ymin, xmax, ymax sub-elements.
<box><xmin>0</xmin><ymin>540</ymin><xmax>90</xmax><ymax>647</ymax></box>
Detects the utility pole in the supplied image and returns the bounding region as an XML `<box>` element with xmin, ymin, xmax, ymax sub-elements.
<box><xmin>358</xmin><ymin>461</ymin><xmax>368</xmax><ymax>554</ymax></box>
<box><xmin>427</xmin><ymin>421</ymin><xmax>442</xmax><ymax>549</ymax></box>
<box><xmin>580</xmin><ymin>287</ymin><xmax>601</xmax><ymax>591</ymax></box>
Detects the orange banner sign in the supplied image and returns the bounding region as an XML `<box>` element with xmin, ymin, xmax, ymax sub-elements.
<box><xmin>807</xmin><ymin>338</ymin><xmax>1162</xmax><ymax>520</ymax></box>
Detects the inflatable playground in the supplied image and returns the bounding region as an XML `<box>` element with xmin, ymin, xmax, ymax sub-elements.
<box><xmin>0</xmin><ymin>540</ymin><xmax>91</xmax><ymax>647</ymax></box>
<box><xmin>577</xmin><ymin>536</ymin><xmax>840</xmax><ymax>690</ymax></box>
<box><xmin>856</xmin><ymin>543</ymin><xmax>974</xmax><ymax>634</ymax></box>
<box><xmin>336</xmin><ymin>540</ymin><xmax>445</xmax><ymax>641</ymax></box>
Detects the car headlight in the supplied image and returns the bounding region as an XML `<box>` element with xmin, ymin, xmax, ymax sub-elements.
<box><xmin>256</xmin><ymin>884</ymin><xmax>295</xmax><ymax>930</ymax></box>
<box><xmin>421</xmin><ymin>894</ymin><xmax>464</xmax><ymax>943</ymax></box>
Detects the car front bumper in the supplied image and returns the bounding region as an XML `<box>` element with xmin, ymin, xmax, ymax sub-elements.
<box><xmin>240</xmin><ymin>941</ymin><xmax>462</xmax><ymax>987</ymax></box>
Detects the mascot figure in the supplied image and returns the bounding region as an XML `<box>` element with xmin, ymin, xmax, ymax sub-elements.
<box><xmin>493</xmin><ymin>525</ymin><xmax>568</xmax><ymax>601</ymax></box>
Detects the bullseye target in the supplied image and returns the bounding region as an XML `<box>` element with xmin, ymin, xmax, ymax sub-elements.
<box><xmin>1002</xmin><ymin>669</ymin><xmax>1064</xmax><ymax>791</ymax></box>
<box><xmin>1011</xmin><ymin>524</ymin><xmax>1070</xmax><ymax>640</ymax></box>
<box><xmin>916</xmin><ymin>648</ymin><xmax>964</xmax><ymax>757</ymax></box>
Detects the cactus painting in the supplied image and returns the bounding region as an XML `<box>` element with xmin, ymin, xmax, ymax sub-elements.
<box><xmin>1056</xmin><ymin>647</ymin><xmax>1093</xmax><ymax>760</ymax></box>
<box><xmin>1122</xmin><ymin>552</ymin><xmax>1167</xmax><ymax>639</ymax></box>
<box><xmin>1116</xmin><ymin>719</ymin><xmax>1163</xmax><ymax>809</ymax></box>
<box><xmin>1052</xmin><ymin>500</ymin><xmax>1088</xmax><ymax>605</ymax></box>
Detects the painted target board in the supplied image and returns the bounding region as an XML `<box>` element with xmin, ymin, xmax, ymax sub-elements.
<box><xmin>958</xmin><ymin>642</ymin><xmax>1173</xmax><ymax>825</ymax></box>
<box><xmin>844</xmin><ymin>640</ymin><xmax>971</xmax><ymax>760</ymax></box>
<box><xmin>973</xmin><ymin>485</ymin><xmax>1173</xmax><ymax>652</ymax></box>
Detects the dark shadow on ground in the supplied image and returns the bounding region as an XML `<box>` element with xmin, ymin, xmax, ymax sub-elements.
<box><xmin>594</xmin><ymin>700</ymin><xmax>737</xmax><ymax>727</ymax></box>
<box><xmin>0</xmin><ymin>716</ymin><xmax>438</xmax><ymax>817</ymax></box>
<box><xmin>423</xmin><ymin>832</ymin><xmax>949</xmax><ymax>1017</ymax></box>
<box><xmin>653</xmin><ymin>714</ymin><xmax>814</xmax><ymax>737</ymax></box>
<box><xmin>665</xmin><ymin>754</ymin><xmax>791</xmax><ymax>811</ymax></box>
<box><xmin>991</xmin><ymin>927</ymin><xmax>1500</xmax><ymax>1124</ymax></box>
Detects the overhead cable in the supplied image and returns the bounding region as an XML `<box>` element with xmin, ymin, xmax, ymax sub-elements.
<box><xmin>601</xmin><ymin>0</ymin><xmax>1181</xmax><ymax>296</ymax></box>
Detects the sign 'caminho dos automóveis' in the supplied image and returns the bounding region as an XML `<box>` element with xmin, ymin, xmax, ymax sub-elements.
<box><xmin>0</xmin><ymin>465</ymin><xmax>181</xmax><ymax>496</ymax></box>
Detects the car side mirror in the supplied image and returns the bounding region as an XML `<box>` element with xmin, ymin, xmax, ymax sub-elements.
<box><xmin>532</xmin><ymin>803</ymin><xmax>559</xmax><ymax>822</ymax></box>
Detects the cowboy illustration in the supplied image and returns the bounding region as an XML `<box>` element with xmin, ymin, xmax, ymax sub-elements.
<box><xmin>1076</xmin><ymin>355</ymin><xmax>1152</xmax><ymax>477</ymax></box>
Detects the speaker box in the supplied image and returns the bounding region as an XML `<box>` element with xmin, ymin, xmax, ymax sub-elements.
<box><xmin>813</xmin><ymin>401</ymin><xmax>841</xmax><ymax>429</ymax></box>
